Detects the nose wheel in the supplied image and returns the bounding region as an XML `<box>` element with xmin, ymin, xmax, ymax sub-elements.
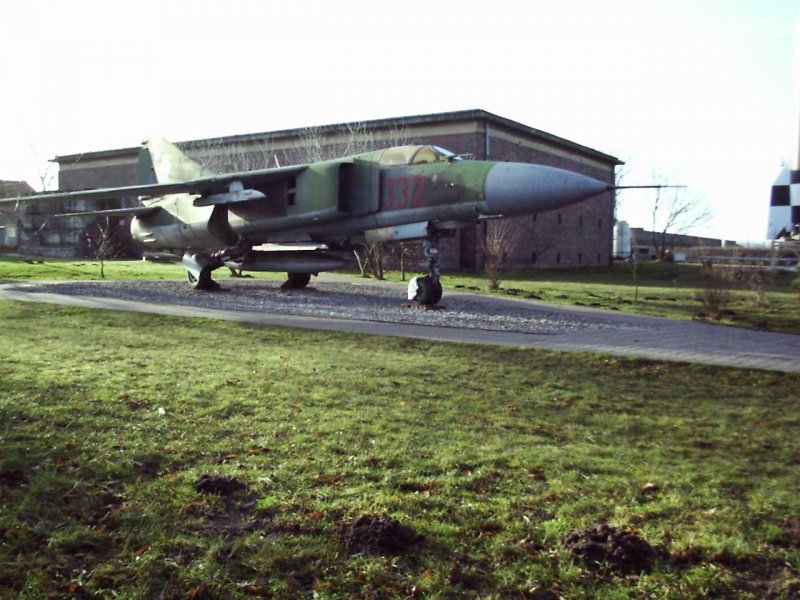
<box><xmin>408</xmin><ymin>238</ymin><xmax>443</xmax><ymax>305</ymax></box>
<box><xmin>408</xmin><ymin>275</ymin><xmax>442</xmax><ymax>305</ymax></box>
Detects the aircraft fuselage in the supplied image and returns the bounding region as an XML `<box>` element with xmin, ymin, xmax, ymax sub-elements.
<box><xmin>130</xmin><ymin>152</ymin><xmax>608</xmax><ymax>253</ymax></box>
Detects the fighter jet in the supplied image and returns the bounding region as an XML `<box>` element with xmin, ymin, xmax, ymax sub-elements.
<box><xmin>1</xmin><ymin>138</ymin><xmax>615</xmax><ymax>304</ymax></box>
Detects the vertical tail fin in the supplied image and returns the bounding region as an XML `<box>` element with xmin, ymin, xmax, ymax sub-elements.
<box><xmin>138</xmin><ymin>138</ymin><xmax>216</xmax><ymax>184</ymax></box>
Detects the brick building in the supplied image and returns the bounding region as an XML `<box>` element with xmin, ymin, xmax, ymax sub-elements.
<box><xmin>621</xmin><ymin>225</ymin><xmax>735</xmax><ymax>261</ymax></box>
<box><xmin>0</xmin><ymin>180</ymin><xmax>34</xmax><ymax>250</ymax></box>
<box><xmin>21</xmin><ymin>109</ymin><xmax>621</xmax><ymax>268</ymax></box>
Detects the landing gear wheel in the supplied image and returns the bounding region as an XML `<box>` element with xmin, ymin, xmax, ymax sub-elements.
<box><xmin>187</xmin><ymin>266</ymin><xmax>220</xmax><ymax>291</ymax></box>
<box><xmin>183</xmin><ymin>251</ymin><xmax>222</xmax><ymax>291</ymax></box>
<box><xmin>281</xmin><ymin>272</ymin><xmax>312</xmax><ymax>290</ymax></box>
<box><xmin>408</xmin><ymin>233</ymin><xmax>444</xmax><ymax>305</ymax></box>
<box><xmin>410</xmin><ymin>275</ymin><xmax>443</xmax><ymax>305</ymax></box>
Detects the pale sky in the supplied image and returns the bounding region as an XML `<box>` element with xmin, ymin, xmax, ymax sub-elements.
<box><xmin>1</xmin><ymin>0</ymin><xmax>796</xmax><ymax>242</ymax></box>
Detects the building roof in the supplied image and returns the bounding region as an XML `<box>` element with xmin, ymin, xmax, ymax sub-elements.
<box><xmin>0</xmin><ymin>180</ymin><xmax>34</xmax><ymax>198</ymax></box>
<box><xmin>53</xmin><ymin>109</ymin><xmax>622</xmax><ymax>166</ymax></box>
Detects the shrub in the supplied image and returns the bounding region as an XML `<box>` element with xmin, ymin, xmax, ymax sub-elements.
<box><xmin>695</xmin><ymin>260</ymin><xmax>734</xmax><ymax>319</ymax></box>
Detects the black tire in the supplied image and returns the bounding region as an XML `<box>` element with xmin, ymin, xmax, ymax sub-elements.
<box><xmin>414</xmin><ymin>276</ymin><xmax>443</xmax><ymax>305</ymax></box>
<box><xmin>282</xmin><ymin>272</ymin><xmax>312</xmax><ymax>289</ymax></box>
<box><xmin>187</xmin><ymin>266</ymin><xmax>220</xmax><ymax>290</ymax></box>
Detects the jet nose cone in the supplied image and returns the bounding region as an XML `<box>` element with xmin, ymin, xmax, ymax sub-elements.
<box><xmin>483</xmin><ymin>163</ymin><xmax>609</xmax><ymax>216</ymax></box>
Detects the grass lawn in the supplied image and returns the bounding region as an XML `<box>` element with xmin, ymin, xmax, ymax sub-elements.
<box><xmin>1</xmin><ymin>301</ymin><xmax>799</xmax><ymax>598</ymax></box>
<box><xmin>0</xmin><ymin>255</ymin><xmax>284</xmax><ymax>284</ymax></box>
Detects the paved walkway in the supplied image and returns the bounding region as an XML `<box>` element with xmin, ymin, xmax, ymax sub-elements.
<box><xmin>1</xmin><ymin>276</ymin><xmax>798</xmax><ymax>373</ymax></box>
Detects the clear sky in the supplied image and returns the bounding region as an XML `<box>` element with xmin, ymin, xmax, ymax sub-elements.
<box><xmin>1</xmin><ymin>0</ymin><xmax>796</xmax><ymax>242</ymax></box>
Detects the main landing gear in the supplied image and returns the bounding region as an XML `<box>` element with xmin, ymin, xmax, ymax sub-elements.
<box><xmin>183</xmin><ymin>252</ymin><xmax>222</xmax><ymax>291</ymax></box>
<box><xmin>184</xmin><ymin>241</ymin><xmax>255</xmax><ymax>291</ymax></box>
<box><xmin>408</xmin><ymin>238</ymin><xmax>443</xmax><ymax>305</ymax></box>
<box><xmin>281</xmin><ymin>272</ymin><xmax>312</xmax><ymax>289</ymax></box>
<box><xmin>182</xmin><ymin>249</ymin><xmax>314</xmax><ymax>292</ymax></box>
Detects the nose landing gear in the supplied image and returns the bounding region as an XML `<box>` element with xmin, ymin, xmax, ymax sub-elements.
<box><xmin>408</xmin><ymin>238</ymin><xmax>443</xmax><ymax>305</ymax></box>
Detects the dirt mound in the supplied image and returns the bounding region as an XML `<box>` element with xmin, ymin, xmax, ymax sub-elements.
<box><xmin>0</xmin><ymin>468</ymin><xmax>27</xmax><ymax>487</ymax></box>
<box><xmin>712</xmin><ymin>551</ymin><xmax>800</xmax><ymax>598</ymax></box>
<box><xmin>194</xmin><ymin>473</ymin><xmax>247</xmax><ymax>495</ymax></box>
<box><xmin>447</xmin><ymin>554</ymin><xmax>492</xmax><ymax>591</ymax></box>
<box><xmin>782</xmin><ymin>514</ymin><xmax>800</xmax><ymax>547</ymax></box>
<box><xmin>340</xmin><ymin>514</ymin><xmax>422</xmax><ymax>556</ymax></box>
<box><xmin>564</xmin><ymin>523</ymin><xmax>660</xmax><ymax>574</ymax></box>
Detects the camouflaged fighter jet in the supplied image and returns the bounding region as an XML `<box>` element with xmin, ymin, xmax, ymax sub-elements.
<box><xmin>1</xmin><ymin>138</ymin><xmax>615</xmax><ymax>304</ymax></box>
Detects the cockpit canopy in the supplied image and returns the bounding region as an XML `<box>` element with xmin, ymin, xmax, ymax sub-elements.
<box><xmin>377</xmin><ymin>145</ymin><xmax>461</xmax><ymax>166</ymax></box>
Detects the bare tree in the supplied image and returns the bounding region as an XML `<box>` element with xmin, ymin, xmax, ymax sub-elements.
<box><xmin>83</xmin><ymin>217</ymin><xmax>124</xmax><ymax>278</ymax></box>
<box><xmin>190</xmin><ymin>138</ymin><xmax>274</xmax><ymax>173</ymax></box>
<box><xmin>282</xmin><ymin>122</ymin><xmax>412</xmax><ymax>166</ymax></box>
<box><xmin>649</xmin><ymin>173</ymin><xmax>712</xmax><ymax>260</ymax></box>
<box><xmin>612</xmin><ymin>155</ymin><xmax>632</xmax><ymax>223</ymax></box>
<box><xmin>0</xmin><ymin>180</ymin><xmax>53</xmax><ymax>253</ymax></box>
<box><xmin>479</xmin><ymin>219</ymin><xmax>521</xmax><ymax>290</ymax></box>
<box><xmin>396</xmin><ymin>241</ymin><xmax>422</xmax><ymax>281</ymax></box>
<box><xmin>353</xmin><ymin>242</ymin><xmax>385</xmax><ymax>280</ymax></box>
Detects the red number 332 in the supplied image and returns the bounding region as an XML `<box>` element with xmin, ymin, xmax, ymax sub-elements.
<box><xmin>383</xmin><ymin>175</ymin><xmax>425</xmax><ymax>209</ymax></box>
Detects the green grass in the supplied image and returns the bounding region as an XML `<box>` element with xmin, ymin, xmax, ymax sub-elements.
<box><xmin>0</xmin><ymin>254</ymin><xmax>285</xmax><ymax>283</ymax></box>
<box><xmin>0</xmin><ymin>254</ymin><xmax>183</xmax><ymax>281</ymax></box>
<box><xmin>1</xmin><ymin>301</ymin><xmax>799</xmax><ymax>598</ymax></box>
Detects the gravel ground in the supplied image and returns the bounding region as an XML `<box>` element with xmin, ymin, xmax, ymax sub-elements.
<box><xmin>14</xmin><ymin>279</ymin><xmax>632</xmax><ymax>335</ymax></box>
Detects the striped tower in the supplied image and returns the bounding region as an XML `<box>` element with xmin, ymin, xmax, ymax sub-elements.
<box><xmin>768</xmin><ymin>11</ymin><xmax>800</xmax><ymax>240</ymax></box>
<box><xmin>768</xmin><ymin>166</ymin><xmax>800</xmax><ymax>239</ymax></box>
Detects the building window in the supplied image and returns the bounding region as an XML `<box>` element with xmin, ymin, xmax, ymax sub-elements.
<box><xmin>287</xmin><ymin>176</ymin><xmax>297</xmax><ymax>206</ymax></box>
<box><xmin>531</xmin><ymin>252</ymin><xmax>537</xmax><ymax>263</ymax></box>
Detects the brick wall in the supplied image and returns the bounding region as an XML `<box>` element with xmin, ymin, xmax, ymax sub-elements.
<box><xmin>59</xmin><ymin>162</ymin><xmax>138</xmax><ymax>190</ymax></box>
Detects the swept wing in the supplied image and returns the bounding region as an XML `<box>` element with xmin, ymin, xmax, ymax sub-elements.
<box><xmin>0</xmin><ymin>164</ymin><xmax>308</xmax><ymax>208</ymax></box>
